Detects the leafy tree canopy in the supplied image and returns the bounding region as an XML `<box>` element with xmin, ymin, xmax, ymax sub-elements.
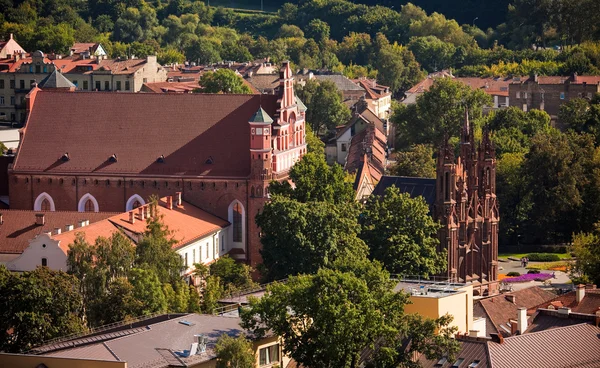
<box><xmin>198</xmin><ymin>68</ymin><xmax>253</xmax><ymax>94</ymax></box>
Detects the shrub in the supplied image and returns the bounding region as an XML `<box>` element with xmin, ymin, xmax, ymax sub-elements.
<box><xmin>527</xmin><ymin>269</ymin><xmax>541</xmax><ymax>274</ymax></box>
<box><xmin>526</xmin><ymin>253</ymin><xmax>561</xmax><ymax>262</ymax></box>
<box><xmin>504</xmin><ymin>273</ymin><xmax>553</xmax><ymax>283</ymax></box>
<box><xmin>506</xmin><ymin>272</ymin><xmax>521</xmax><ymax>277</ymax></box>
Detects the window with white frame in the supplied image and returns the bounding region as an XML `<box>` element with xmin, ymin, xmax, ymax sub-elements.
<box><xmin>516</xmin><ymin>91</ymin><xmax>521</xmax><ymax>99</ymax></box>
<box><xmin>560</xmin><ymin>92</ymin><xmax>565</xmax><ymax>99</ymax></box>
<box><xmin>259</xmin><ymin>344</ymin><xmax>280</xmax><ymax>366</ymax></box>
<box><xmin>192</xmin><ymin>249</ymin><xmax>196</xmax><ymax>264</ymax></box>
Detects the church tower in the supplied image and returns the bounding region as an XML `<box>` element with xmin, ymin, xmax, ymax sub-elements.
<box><xmin>435</xmin><ymin>109</ymin><xmax>499</xmax><ymax>294</ymax></box>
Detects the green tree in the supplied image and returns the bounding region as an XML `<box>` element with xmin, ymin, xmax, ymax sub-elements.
<box><xmin>129</xmin><ymin>267</ymin><xmax>168</xmax><ymax>315</ymax></box>
<box><xmin>256</xmin><ymin>195</ymin><xmax>368</xmax><ymax>281</ymax></box>
<box><xmin>571</xmin><ymin>227</ymin><xmax>600</xmax><ymax>286</ymax></box>
<box><xmin>34</xmin><ymin>23</ymin><xmax>75</xmax><ymax>54</ymax></box>
<box><xmin>408</xmin><ymin>36</ymin><xmax>456</xmax><ymax>73</ymax></box>
<box><xmin>198</xmin><ymin>69</ymin><xmax>252</xmax><ymax>94</ymax></box>
<box><xmin>361</xmin><ymin>187</ymin><xmax>445</xmax><ymax>277</ymax></box>
<box><xmin>158</xmin><ymin>47</ymin><xmax>185</xmax><ymax>65</ymax></box>
<box><xmin>0</xmin><ymin>266</ymin><xmax>85</xmax><ymax>353</ymax></box>
<box><xmin>184</xmin><ymin>38</ymin><xmax>221</xmax><ymax>64</ymax></box>
<box><xmin>392</xmin><ymin>78</ymin><xmax>491</xmax><ymax>149</ymax></box>
<box><xmin>269</xmin><ymin>152</ymin><xmax>354</xmax><ymax>204</ymax></box>
<box><xmin>296</xmin><ymin>79</ymin><xmax>351</xmax><ymax>134</ymax></box>
<box><xmin>215</xmin><ymin>334</ymin><xmax>256</xmax><ymax>368</ymax></box>
<box><xmin>209</xmin><ymin>256</ymin><xmax>258</xmax><ymax>294</ymax></box>
<box><xmin>306</xmin><ymin>18</ymin><xmax>330</xmax><ymax>44</ymax></box>
<box><xmin>305</xmin><ymin>124</ymin><xmax>325</xmax><ymax>155</ymax></box>
<box><xmin>241</xmin><ymin>263</ymin><xmax>459</xmax><ymax>368</ymax></box>
<box><xmin>135</xmin><ymin>205</ymin><xmax>184</xmax><ymax>284</ymax></box>
<box><xmin>391</xmin><ymin>144</ymin><xmax>436</xmax><ymax>178</ymax></box>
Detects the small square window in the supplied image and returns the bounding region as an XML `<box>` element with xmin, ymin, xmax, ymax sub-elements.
<box><xmin>468</xmin><ymin>360</ymin><xmax>481</xmax><ymax>368</ymax></box>
<box><xmin>83</xmin><ymin>81</ymin><xmax>89</xmax><ymax>90</ymax></box>
<box><xmin>341</xmin><ymin>143</ymin><xmax>347</xmax><ymax>152</ymax></box>
<box><xmin>452</xmin><ymin>358</ymin><xmax>465</xmax><ymax>367</ymax></box>
<box><xmin>256</xmin><ymin>128</ymin><xmax>263</xmax><ymax>135</ymax></box>
<box><xmin>560</xmin><ymin>92</ymin><xmax>565</xmax><ymax>100</ymax></box>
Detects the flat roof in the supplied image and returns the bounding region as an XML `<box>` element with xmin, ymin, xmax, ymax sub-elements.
<box><xmin>394</xmin><ymin>279</ymin><xmax>468</xmax><ymax>298</ymax></box>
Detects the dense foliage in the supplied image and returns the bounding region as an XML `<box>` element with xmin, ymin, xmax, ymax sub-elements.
<box><xmin>5</xmin><ymin>0</ymin><xmax>600</xmax><ymax>98</ymax></box>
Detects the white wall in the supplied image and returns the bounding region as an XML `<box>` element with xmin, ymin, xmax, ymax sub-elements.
<box><xmin>178</xmin><ymin>229</ymin><xmax>226</xmax><ymax>274</ymax></box>
<box><xmin>7</xmin><ymin>233</ymin><xmax>67</xmax><ymax>272</ymax></box>
<box><xmin>336</xmin><ymin>129</ymin><xmax>352</xmax><ymax>165</ymax></box>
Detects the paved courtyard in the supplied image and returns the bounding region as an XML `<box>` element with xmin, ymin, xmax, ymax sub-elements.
<box><xmin>498</xmin><ymin>259</ymin><xmax>573</xmax><ymax>292</ymax></box>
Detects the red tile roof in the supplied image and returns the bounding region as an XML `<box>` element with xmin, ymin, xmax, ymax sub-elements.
<box><xmin>345</xmin><ymin>124</ymin><xmax>386</xmax><ymax>182</ymax></box>
<box><xmin>111</xmin><ymin>197</ymin><xmax>229</xmax><ymax>250</ymax></box>
<box><xmin>14</xmin><ymin>91</ymin><xmax>279</xmax><ymax>177</ymax></box>
<box><xmin>475</xmin><ymin>286</ymin><xmax>557</xmax><ymax>336</ymax></box>
<box><xmin>0</xmin><ymin>210</ymin><xmax>117</xmax><ymax>254</ymax></box>
<box><xmin>407</xmin><ymin>72</ymin><xmax>512</xmax><ymax>97</ymax></box>
<box><xmin>529</xmin><ymin>288</ymin><xmax>600</xmax><ymax>315</ymax></box>
<box><xmin>141</xmin><ymin>81</ymin><xmax>199</xmax><ymax>93</ymax></box>
<box><xmin>354</xmin><ymin>79</ymin><xmax>391</xmax><ymax>99</ymax></box>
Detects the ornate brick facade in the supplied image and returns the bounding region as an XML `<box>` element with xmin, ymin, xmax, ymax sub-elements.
<box><xmin>435</xmin><ymin>110</ymin><xmax>499</xmax><ymax>292</ymax></box>
<box><xmin>8</xmin><ymin>62</ymin><xmax>306</xmax><ymax>270</ymax></box>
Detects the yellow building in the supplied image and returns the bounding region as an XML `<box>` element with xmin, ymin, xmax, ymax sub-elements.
<box><xmin>396</xmin><ymin>279</ymin><xmax>484</xmax><ymax>336</ymax></box>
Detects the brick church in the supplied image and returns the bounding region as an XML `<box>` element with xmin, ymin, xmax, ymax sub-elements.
<box><xmin>8</xmin><ymin>62</ymin><xmax>307</xmax><ymax>268</ymax></box>
<box><xmin>435</xmin><ymin>110</ymin><xmax>499</xmax><ymax>291</ymax></box>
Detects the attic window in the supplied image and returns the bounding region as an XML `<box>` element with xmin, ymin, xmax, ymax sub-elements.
<box><xmin>205</xmin><ymin>156</ymin><xmax>214</xmax><ymax>164</ymax></box>
<box><xmin>435</xmin><ymin>357</ymin><xmax>448</xmax><ymax>367</ymax></box>
<box><xmin>109</xmin><ymin>154</ymin><xmax>118</xmax><ymax>163</ymax></box>
<box><xmin>468</xmin><ymin>361</ymin><xmax>481</xmax><ymax>368</ymax></box>
<box><xmin>178</xmin><ymin>320</ymin><xmax>195</xmax><ymax>326</ymax></box>
<box><xmin>157</xmin><ymin>155</ymin><xmax>165</xmax><ymax>163</ymax></box>
<box><xmin>61</xmin><ymin>152</ymin><xmax>70</xmax><ymax>162</ymax></box>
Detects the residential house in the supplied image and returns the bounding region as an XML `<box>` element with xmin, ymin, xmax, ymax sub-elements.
<box><xmin>419</xmin><ymin>305</ymin><xmax>600</xmax><ymax>367</ymax></box>
<box><xmin>509</xmin><ymin>73</ymin><xmax>600</xmax><ymax>123</ymax></box>
<box><xmin>0</xmin><ymin>40</ymin><xmax>167</xmax><ymax>124</ymax></box>
<box><xmin>0</xmin><ymin>34</ymin><xmax>25</xmax><ymax>59</ymax></box>
<box><xmin>1</xmin><ymin>313</ymin><xmax>289</xmax><ymax>368</ymax></box>
<box><xmin>0</xmin><ymin>210</ymin><xmax>116</xmax><ymax>266</ymax></box>
<box><xmin>404</xmin><ymin>70</ymin><xmax>513</xmax><ymax>111</ymax></box>
<box><xmin>354</xmin><ymin>78</ymin><xmax>392</xmax><ymax>120</ymax></box>
<box><xmin>473</xmin><ymin>286</ymin><xmax>557</xmax><ymax>337</ymax></box>
<box><xmin>326</xmin><ymin>101</ymin><xmax>385</xmax><ymax>165</ymax></box>
<box><xmin>6</xmin><ymin>195</ymin><xmax>230</xmax><ymax>280</ymax></box>
<box><xmin>296</xmin><ymin>71</ymin><xmax>366</xmax><ymax>104</ymax></box>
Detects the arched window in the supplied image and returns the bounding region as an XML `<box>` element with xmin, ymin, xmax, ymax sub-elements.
<box><xmin>126</xmin><ymin>194</ymin><xmax>145</xmax><ymax>211</ymax></box>
<box><xmin>233</xmin><ymin>202</ymin><xmax>242</xmax><ymax>242</ymax></box>
<box><xmin>78</xmin><ymin>193</ymin><xmax>99</xmax><ymax>212</ymax></box>
<box><xmin>84</xmin><ymin>199</ymin><xmax>95</xmax><ymax>212</ymax></box>
<box><xmin>34</xmin><ymin>192</ymin><xmax>55</xmax><ymax>211</ymax></box>
<box><xmin>228</xmin><ymin>200</ymin><xmax>245</xmax><ymax>247</ymax></box>
<box><xmin>41</xmin><ymin>199</ymin><xmax>51</xmax><ymax>211</ymax></box>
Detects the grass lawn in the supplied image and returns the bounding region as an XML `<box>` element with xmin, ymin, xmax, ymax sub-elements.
<box><xmin>498</xmin><ymin>252</ymin><xmax>573</xmax><ymax>260</ymax></box>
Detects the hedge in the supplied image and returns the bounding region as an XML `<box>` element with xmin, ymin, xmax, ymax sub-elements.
<box><xmin>526</xmin><ymin>253</ymin><xmax>561</xmax><ymax>262</ymax></box>
<box><xmin>506</xmin><ymin>272</ymin><xmax>521</xmax><ymax>277</ymax></box>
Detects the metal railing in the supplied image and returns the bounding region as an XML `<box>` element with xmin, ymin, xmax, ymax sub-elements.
<box><xmin>26</xmin><ymin>312</ymin><xmax>175</xmax><ymax>353</ymax></box>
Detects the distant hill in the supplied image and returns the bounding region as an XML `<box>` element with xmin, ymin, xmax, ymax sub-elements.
<box><xmin>209</xmin><ymin>0</ymin><xmax>510</xmax><ymax>29</ymax></box>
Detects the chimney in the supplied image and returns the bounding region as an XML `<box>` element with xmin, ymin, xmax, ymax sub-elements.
<box><xmin>65</xmin><ymin>224</ymin><xmax>74</xmax><ymax>232</ymax></box>
<box><xmin>10</xmin><ymin>33</ymin><xmax>13</xmax><ymax>40</ymax></box>
<box><xmin>517</xmin><ymin>307</ymin><xmax>527</xmax><ymax>335</ymax></box>
<box><xmin>490</xmin><ymin>333</ymin><xmax>504</xmax><ymax>344</ymax></box>
<box><xmin>138</xmin><ymin>206</ymin><xmax>145</xmax><ymax>220</ymax></box>
<box><xmin>166</xmin><ymin>196</ymin><xmax>173</xmax><ymax>210</ymax></box>
<box><xmin>129</xmin><ymin>211</ymin><xmax>136</xmax><ymax>224</ymax></box>
<box><xmin>77</xmin><ymin>220</ymin><xmax>85</xmax><ymax>228</ymax></box>
<box><xmin>576</xmin><ymin>284</ymin><xmax>586</xmax><ymax>304</ymax></box>
<box><xmin>176</xmin><ymin>191</ymin><xmax>182</xmax><ymax>206</ymax></box>
<box><xmin>505</xmin><ymin>295</ymin><xmax>516</xmax><ymax>304</ymax></box>
<box><xmin>510</xmin><ymin>321</ymin><xmax>518</xmax><ymax>335</ymax></box>
<box><xmin>468</xmin><ymin>330</ymin><xmax>479</xmax><ymax>338</ymax></box>
<box><xmin>53</xmin><ymin>227</ymin><xmax>61</xmax><ymax>235</ymax></box>
<box><xmin>35</xmin><ymin>213</ymin><xmax>45</xmax><ymax>226</ymax></box>
<box><xmin>558</xmin><ymin>307</ymin><xmax>571</xmax><ymax>316</ymax></box>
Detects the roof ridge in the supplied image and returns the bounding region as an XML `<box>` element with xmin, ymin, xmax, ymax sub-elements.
<box><xmin>503</xmin><ymin>320</ymin><xmax>599</xmax><ymax>340</ymax></box>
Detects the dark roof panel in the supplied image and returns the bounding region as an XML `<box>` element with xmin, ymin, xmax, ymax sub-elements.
<box><xmin>373</xmin><ymin>176</ymin><xmax>436</xmax><ymax>207</ymax></box>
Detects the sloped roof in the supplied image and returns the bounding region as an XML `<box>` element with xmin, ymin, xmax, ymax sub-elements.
<box><xmin>96</xmin><ymin>58</ymin><xmax>149</xmax><ymax>75</ymax></box>
<box><xmin>141</xmin><ymin>81</ymin><xmax>198</xmax><ymax>93</ymax></box>
<box><xmin>13</xmin><ymin>91</ymin><xmax>279</xmax><ymax>177</ymax></box>
<box><xmin>313</xmin><ymin>74</ymin><xmax>365</xmax><ymax>91</ymax></box>
<box><xmin>245</xmin><ymin>74</ymin><xmax>280</xmax><ymax>91</ymax></box>
<box><xmin>419</xmin><ymin>340</ymin><xmax>490</xmax><ymax>368</ymax></box>
<box><xmin>110</xmin><ymin>197</ymin><xmax>229</xmax><ymax>250</ymax></box>
<box><xmin>488</xmin><ymin>323</ymin><xmax>600</xmax><ymax>368</ymax></box>
<box><xmin>296</xmin><ymin>96</ymin><xmax>307</xmax><ymax>112</ymax></box>
<box><xmin>354</xmin><ymin>79</ymin><xmax>390</xmax><ymax>99</ymax></box>
<box><xmin>345</xmin><ymin>124</ymin><xmax>386</xmax><ymax>182</ymax></box>
<box><xmin>528</xmin><ymin>287</ymin><xmax>600</xmax><ymax>315</ymax></box>
<box><xmin>372</xmin><ymin>176</ymin><xmax>436</xmax><ymax>207</ymax></box>
<box><xmin>475</xmin><ymin>286</ymin><xmax>557</xmax><ymax>337</ymax></box>
<box><xmin>38</xmin><ymin>70</ymin><xmax>76</xmax><ymax>89</ymax></box>
<box><xmin>0</xmin><ymin>210</ymin><xmax>117</xmax><ymax>254</ymax></box>
<box><xmin>44</xmin><ymin>314</ymin><xmax>247</xmax><ymax>368</ymax></box>
<box><xmin>249</xmin><ymin>107</ymin><xmax>274</xmax><ymax>123</ymax></box>
<box><xmin>70</xmin><ymin>43</ymin><xmax>100</xmax><ymax>54</ymax></box>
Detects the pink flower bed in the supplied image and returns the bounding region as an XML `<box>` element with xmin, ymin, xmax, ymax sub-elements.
<box><xmin>503</xmin><ymin>273</ymin><xmax>553</xmax><ymax>283</ymax></box>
